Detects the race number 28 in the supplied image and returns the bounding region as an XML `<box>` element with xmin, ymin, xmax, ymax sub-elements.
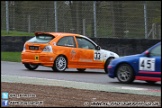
<box><xmin>139</xmin><ymin>57</ymin><xmax>155</xmax><ymax>71</ymax></box>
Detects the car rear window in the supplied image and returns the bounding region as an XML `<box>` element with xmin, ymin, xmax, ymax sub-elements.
<box><xmin>27</xmin><ymin>35</ymin><xmax>54</xmax><ymax>43</ymax></box>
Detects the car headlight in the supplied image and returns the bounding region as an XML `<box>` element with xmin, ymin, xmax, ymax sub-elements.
<box><xmin>42</xmin><ymin>45</ymin><xmax>53</xmax><ymax>52</ymax></box>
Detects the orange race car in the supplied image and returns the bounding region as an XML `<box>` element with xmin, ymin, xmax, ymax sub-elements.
<box><xmin>21</xmin><ymin>32</ymin><xmax>119</xmax><ymax>73</ymax></box>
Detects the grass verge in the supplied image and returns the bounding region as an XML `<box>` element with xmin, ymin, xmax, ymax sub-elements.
<box><xmin>1</xmin><ymin>52</ymin><xmax>21</xmax><ymax>62</ymax></box>
<box><xmin>1</xmin><ymin>30</ymin><xmax>34</xmax><ymax>36</ymax></box>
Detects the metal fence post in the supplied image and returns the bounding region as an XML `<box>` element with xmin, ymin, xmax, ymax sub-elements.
<box><xmin>83</xmin><ymin>19</ymin><xmax>86</xmax><ymax>35</ymax></box>
<box><xmin>54</xmin><ymin>1</ymin><xmax>58</xmax><ymax>32</ymax></box>
<box><xmin>5</xmin><ymin>1</ymin><xmax>9</xmax><ymax>34</ymax></box>
<box><xmin>158</xmin><ymin>25</ymin><xmax>161</xmax><ymax>39</ymax></box>
<box><xmin>144</xmin><ymin>1</ymin><xmax>148</xmax><ymax>39</ymax></box>
<box><xmin>93</xmin><ymin>1</ymin><xmax>97</xmax><ymax>37</ymax></box>
<box><xmin>28</xmin><ymin>15</ymin><xmax>31</xmax><ymax>33</ymax></box>
<box><xmin>152</xmin><ymin>23</ymin><xmax>155</xmax><ymax>39</ymax></box>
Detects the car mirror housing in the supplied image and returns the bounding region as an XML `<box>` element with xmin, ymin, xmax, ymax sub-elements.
<box><xmin>144</xmin><ymin>50</ymin><xmax>150</xmax><ymax>57</ymax></box>
<box><xmin>96</xmin><ymin>46</ymin><xmax>101</xmax><ymax>50</ymax></box>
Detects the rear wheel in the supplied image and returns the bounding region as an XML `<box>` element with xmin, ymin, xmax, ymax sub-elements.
<box><xmin>24</xmin><ymin>63</ymin><xmax>39</xmax><ymax>70</ymax></box>
<box><xmin>77</xmin><ymin>68</ymin><xmax>86</xmax><ymax>72</ymax></box>
<box><xmin>52</xmin><ymin>56</ymin><xmax>67</xmax><ymax>72</ymax></box>
<box><xmin>104</xmin><ymin>58</ymin><xmax>114</xmax><ymax>74</ymax></box>
<box><xmin>116</xmin><ymin>64</ymin><xmax>135</xmax><ymax>83</ymax></box>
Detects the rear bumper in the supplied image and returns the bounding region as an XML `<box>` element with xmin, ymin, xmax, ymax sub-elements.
<box><xmin>21</xmin><ymin>52</ymin><xmax>56</xmax><ymax>67</ymax></box>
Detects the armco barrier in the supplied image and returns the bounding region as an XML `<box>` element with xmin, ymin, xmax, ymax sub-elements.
<box><xmin>1</xmin><ymin>36</ymin><xmax>160</xmax><ymax>56</ymax></box>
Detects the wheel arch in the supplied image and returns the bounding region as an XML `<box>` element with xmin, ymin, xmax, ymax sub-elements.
<box><xmin>104</xmin><ymin>56</ymin><xmax>115</xmax><ymax>67</ymax></box>
<box><xmin>114</xmin><ymin>62</ymin><xmax>135</xmax><ymax>77</ymax></box>
<box><xmin>104</xmin><ymin>57</ymin><xmax>115</xmax><ymax>73</ymax></box>
<box><xmin>105</xmin><ymin>57</ymin><xmax>115</xmax><ymax>65</ymax></box>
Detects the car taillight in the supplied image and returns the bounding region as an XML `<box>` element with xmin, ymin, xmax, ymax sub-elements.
<box><xmin>42</xmin><ymin>45</ymin><xmax>53</xmax><ymax>52</ymax></box>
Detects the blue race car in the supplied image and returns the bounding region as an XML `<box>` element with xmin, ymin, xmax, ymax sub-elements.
<box><xmin>108</xmin><ymin>42</ymin><xmax>161</xmax><ymax>84</ymax></box>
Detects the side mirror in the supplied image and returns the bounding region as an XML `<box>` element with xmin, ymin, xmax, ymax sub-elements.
<box><xmin>144</xmin><ymin>50</ymin><xmax>150</xmax><ymax>57</ymax></box>
<box><xmin>96</xmin><ymin>46</ymin><xmax>101</xmax><ymax>50</ymax></box>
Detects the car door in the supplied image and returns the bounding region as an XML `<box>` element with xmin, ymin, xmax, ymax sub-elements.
<box><xmin>56</xmin><ymin>36</ymin><xmax>78</xmax><ymax>66</ymax></box>
<box><xmin>139</xmin><ymin>44</ymin><xmax>161</xmax><ymax>72</ymax></box>
<box><xmin>138</xmin><ymin>43</ymin><xmax>161</xmax><ymax>79</ymax></box>
<box><xmin>74</xmin><ymin>36</ymin><xmax>103</xmax><ymax>68</ymax></box>
<box><xmin>149</xmin><ymin>44</ymin><xmax>161</xmax><ymax>72</ymax></box>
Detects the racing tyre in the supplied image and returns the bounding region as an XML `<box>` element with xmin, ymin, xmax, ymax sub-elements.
<box><xmin>116</xmin><ymin>63</ymin><xmax>135</xmax><ymax>83</ymax></box>
<box><xmin>52</xmin><ymin>56</ymin><xmax>67</xmax><ymax>72</ymax></box>
<box><xmin>77</xmin><ymin>68</ymin><xmax>86</xmax><ymax>72</ymax></box>
<box><xmin>24</xmin><ymin>63</ymin><xmax>39</xmax><ymax>70</ymax></box>
<box><xmin>104</xmin><ymin>58</ymin><xmax>114</xmax><ymax>74</ymax></box>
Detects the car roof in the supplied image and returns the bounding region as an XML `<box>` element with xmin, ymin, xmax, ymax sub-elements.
<box><xmin>34</xmin><ymin>32</ymin><xmax>80</xmax><ymax>37</ymax></box>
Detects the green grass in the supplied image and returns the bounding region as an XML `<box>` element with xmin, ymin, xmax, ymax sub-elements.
<box><xmin>1</xmin><ymin>30</ymin><xmax>34</xmax><ymax>36</ymax></box>
<box><xmin>1</xmin><ymin>52</ymin><xmax>21</xmax><ymax>62</ymax></box>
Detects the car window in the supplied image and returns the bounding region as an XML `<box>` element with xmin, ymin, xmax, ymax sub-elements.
<box><xmin>76</xmin><ymin>37</ymin><xmax>96</xmax><ymax>50</ymax></box>
<box><xmin>27</xmin><ymin>35</ymin><xmax>54</xmax><ymax>43</ymax></box>
<box><xmin>150</xmin><ymin>44</ymin><xmax>161</xmax><ymax>56</ymax></box>
<box><xmin>57</xmin><ymin>36</ymin><xmax>75</xmax><ymax>47</ymax></box>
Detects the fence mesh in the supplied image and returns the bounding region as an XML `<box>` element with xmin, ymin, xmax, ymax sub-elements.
<box><xmin>1</xmin><ymin>1</ymin><xmax>161</xmax><ymax>39</ymax></box>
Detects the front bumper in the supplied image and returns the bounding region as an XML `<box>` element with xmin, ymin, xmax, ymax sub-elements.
<box><xmin>108</xmin><ymin>65</ymin><xmax>116</xmax><ymax>78</ymax></box>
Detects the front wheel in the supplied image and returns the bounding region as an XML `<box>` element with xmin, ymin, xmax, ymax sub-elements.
<box><xmin>52</xmin><ymin>56</ymin><xmax>67</xmax><ymax>72</ymax></box>
<box><xmin>24</xmin><ymin>63</ymin><xmax>39</xmax><ymax>70</ymax></box>
<box><xmin>116</xmin><ymin>64</ymin><xmax>135</xmax><ymax>83</ymax></box>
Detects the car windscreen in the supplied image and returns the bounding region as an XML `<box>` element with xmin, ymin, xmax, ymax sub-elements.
<box><xmin>27</xmin><ymin>35</ymin><xmax>54</xmax><ymax>43</ymax></box>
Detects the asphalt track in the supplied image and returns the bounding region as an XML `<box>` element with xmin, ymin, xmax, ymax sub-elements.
<box><xmin>1</xmin><ymin>61</ymin><xmax>161</xmax><ymax>96</ymax></box>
